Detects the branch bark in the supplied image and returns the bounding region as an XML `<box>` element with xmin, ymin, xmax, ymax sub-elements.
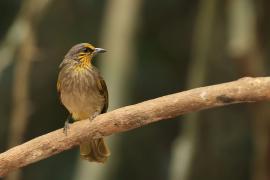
<box><xmin>1</xmin><ymin>77</ymin><xmax>270</xmax><ymax>177</ymax></box>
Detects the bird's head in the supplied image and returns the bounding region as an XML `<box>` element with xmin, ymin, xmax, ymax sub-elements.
<box><xmin>63</xmin><ymin>43</ymin><xmax>106</xmax><ymax>68</ymax></box>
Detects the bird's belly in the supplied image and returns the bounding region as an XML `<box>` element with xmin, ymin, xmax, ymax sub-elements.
<box><xmin>61</xmin><ymin>89</ymin><xmax>104</xmax><ymax>120</ymax></box>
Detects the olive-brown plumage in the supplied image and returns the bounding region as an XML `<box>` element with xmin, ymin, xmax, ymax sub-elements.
<box><xmin>57</xmin><ymin>43</ymin><xmax>110</xmax><ymax>163</ymax></box>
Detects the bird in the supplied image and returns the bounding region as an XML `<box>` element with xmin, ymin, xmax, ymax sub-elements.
<box><xmin>57</xmin><ymin>43</ymin><xmax>110</xmax><ymax>163</ymax></box>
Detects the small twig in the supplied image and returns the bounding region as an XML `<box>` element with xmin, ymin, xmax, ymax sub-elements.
<box><xmin>0</xmin><ymin>77</ymin><xmax>270</xmax><ymax>177</ymax></box>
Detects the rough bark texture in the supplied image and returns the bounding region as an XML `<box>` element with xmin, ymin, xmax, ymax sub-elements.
<box><xmin>0</xmin><ymin>77</ymin><xmax>270</xmax><ymax>177</ymax></box>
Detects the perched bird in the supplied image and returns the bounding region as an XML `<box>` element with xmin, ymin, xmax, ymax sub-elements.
<box><xmin>57</xmin><ymin>43</ymin><xmax>110</xmax><ymax>163</ymax></box>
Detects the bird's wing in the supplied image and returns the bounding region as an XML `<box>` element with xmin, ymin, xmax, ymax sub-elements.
<box><xmin>57</xmin><ymin>80</ymin><xmax>61</xmax><ymax>92</ymax></box>
<box><xmin>96</xmin><ymin>75</ymin><xmax>109</xmax><ymax>114</ymax></box>
<box><xmin>56</xmin><ymin>79</ymin><xmax>63</xmax><ymax>105</ymax></box>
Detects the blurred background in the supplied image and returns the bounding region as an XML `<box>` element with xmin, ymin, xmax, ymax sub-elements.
<box><xmin>1</xmin><ymin>0</ymin><xmax>270</xmax><ymax>180</ymax></box>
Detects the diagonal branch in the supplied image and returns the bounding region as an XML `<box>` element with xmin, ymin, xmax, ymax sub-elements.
<box><xmin>1</xmin><ymin>77</ymin><xmax>270</xmax><ymax>177</ymax></box>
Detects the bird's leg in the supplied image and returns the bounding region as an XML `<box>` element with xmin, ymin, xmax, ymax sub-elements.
<box><xmin>63</xmin><ymin>114</ymin><xmax>72</xmax><ymax>135</ymax></box>
<box><xmin>89</xmin><ymin>111</ymin><xmax>100</xmax><ymax>121</ymax></box>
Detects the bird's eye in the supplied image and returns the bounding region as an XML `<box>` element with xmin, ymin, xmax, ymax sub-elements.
<box><xmin>82</xmin><ymin>47</ymin><xmax>92</xmax><ymax>53</ymax></box>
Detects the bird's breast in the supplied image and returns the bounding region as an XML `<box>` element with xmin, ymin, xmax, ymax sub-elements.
<box><xmin>59</xmin><ymin>67</ymin><xmax>105</xmax><ymax>120</ymax></box>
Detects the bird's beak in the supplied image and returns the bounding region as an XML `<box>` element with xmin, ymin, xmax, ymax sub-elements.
<box><xmin>93</xmin><ymin>48</ymin><xmax>106</xmax><ymax>56</ymax></box>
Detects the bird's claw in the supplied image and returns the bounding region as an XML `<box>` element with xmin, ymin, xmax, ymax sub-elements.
<box><xmin>63</xmin><ymin>115</ymin><xmax>72</xmax><ymax>135</ymax></box>
<box><xmin>63</xmin><ymin>120</ymin><xmax>70</xmax><ymax>135</ymax></box>
<box><xmin>89</xmin><ymin>112</ymin><xmax>100</xmax><ymax>121</ymax></box>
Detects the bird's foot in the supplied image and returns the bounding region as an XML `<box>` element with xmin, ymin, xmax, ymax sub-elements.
<box><xmin>63</xmin><ymin>120</ymin><xmax>70</xmax><ymax>135</ymax></box>
<box><xmin>89</xmin><ymin>112</ymin><xmax>100</xmax><ymax>121</ymax></box>
<box><xmin>63</xmin><ymin>114</ymin><xmax>72</xmax><ymax>135</ymax></box>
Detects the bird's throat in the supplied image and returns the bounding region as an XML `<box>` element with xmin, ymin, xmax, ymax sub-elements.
<box><xmin>81</xmin><ymin>55</ymin><xmax>91</xmax><ymax>66</ymax></box>
<box><xmin>73</xmin><ymin>56</ymin><xmax>92</xmax><ymax>72</ymax></box>
<box><xmin>78</xmin><ymin>55</ymin><xmax>92</xmax><ymax>68</ymax></box>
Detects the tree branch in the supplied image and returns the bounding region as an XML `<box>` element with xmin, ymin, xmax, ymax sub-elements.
<box><xmin>1</xmin><ymin>77</ymin><xmax>270</xmax><ymax>177</ymax></box>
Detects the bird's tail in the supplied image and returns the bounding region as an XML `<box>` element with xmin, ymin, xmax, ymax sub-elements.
<box><xmin>80</xmin><ymin>138</ymin><xmax>110</xmax><ymax>163</ymax></box>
